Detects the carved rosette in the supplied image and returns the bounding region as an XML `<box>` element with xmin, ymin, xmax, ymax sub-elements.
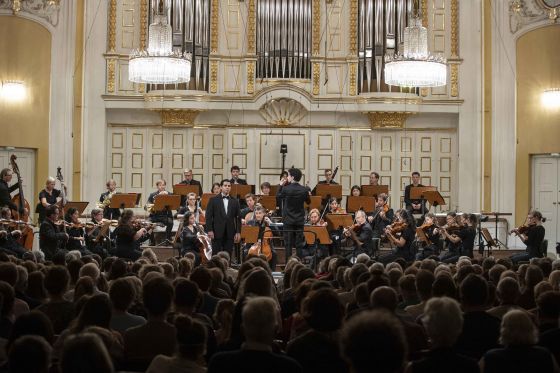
<box><xmin>349</xmin><ymin>0</ymin><xmax>358</xmax><ymax>55</ymax></box>
<box><xmin>161</xmin><ymin>110</ymin><xmax>202</xmax><ymax>126</ymax></box>
<box><xmin>246</xmin><ymin>61</ymin><xmax>256</xmax><ymax>94</ymax></box>
<box><xmin>210</xmin><ymin>0</ymin><xmax>219</xmax><ymax>53</ymax></box>
<box><xmin>107</xmin><ymin>59</ymin><xmax>116</xmax><ymax>93</ymax></box>
<box><xmin>312</xmin><ymin>0</ymin><xmax>321</xmax><ymax>55</ymax></box>
<box><xmin>450</xmin><ymin>64</ymin><xmax>459</xmax><ymax>97</ymax></box>
<box><xmin>248</xmin><ymin>0</ymin><xmax>256</xmax><ymax>54</ymax></box>
<box><xmin>349</xmin><ymin>63</ymin><xmax>357</xmax><ymax>96</ymax></box>
<box><xmin>366</xmin><ymin>112</ymin><xmax>414</xmax><ymax>129</ymax></box>
<box><xmin>210</xmin><ymin>60</ymin><xmax>218</xmax><ymax>93</ymax></box>
<box><xmin>140</xmin><ymin>0</ymin><xmax>148</xmax><ymax>50</ymax></box>
<box><xmin>312</xmin><ymin>63</ymin><xmax>320</xmax><ymax>95</ymax></box>
<box><xmin>108</xmin><ymin>0</ymin><xmax>117</xmax><ymax>52</ymax></box>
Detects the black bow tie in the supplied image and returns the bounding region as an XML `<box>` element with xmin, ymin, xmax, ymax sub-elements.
<box><xmin>222</xmin><ymin>195</ymin><xmax>229</xmax><ymax>199</ymax></box>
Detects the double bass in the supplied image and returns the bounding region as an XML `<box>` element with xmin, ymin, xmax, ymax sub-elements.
<box><xmin>9</xmin><ymin>155</ymin><xmax>33</xmax><ymax>250</ymax></box>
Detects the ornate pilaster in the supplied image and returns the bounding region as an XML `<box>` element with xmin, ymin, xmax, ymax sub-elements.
<box><xmin>349</xmin><ymin>62</ymin><xmax>357</xmax><ymax>96</ymax></box>
<box><xmin>210</xmin><ymin>0</ymin><xmax>219</xmax><ymax>53</ymax></box>
<box><xmin>247</xmin><ymin>0</ymin><xmax>256</xmax><ymax>54</ymax></box>
<box><xmin>210</xmin><ymin>60</ymin><xmax>218</xmax><ymax>93</ymax></box>
<box><xmin>451</xmin><ymin>0</ymin><xmax>459</xmax><ymax>58</ymax></box>
<box><xmin>140</xmin><ymin>0</ymin><xmax>148</xmax><ymax>50</ymax></box>
<box><xmin>312</xmin><ymin>0</ymin><xmax>321</xmax><ymax>55</ymax></box>
<box><xmin>108</xmin><ymin>0</ymin><xmax>116</xmax><ymax>52</ymax></box>
<box><xmin>312</xmin><ymin>62</ymin><xmax>320</xmax><ymax>95</ymax></box>
<box><xmin>246</xmin><ymin>60</ymin><xmax>256</xmax><ymax>94</ymax></box>
<box><xmin>450</xmin><ymin>64</ymin><xmax>459</xmax><ymax>97</ymax></box>
<box><xmin>349</xmin><ymin>0</ymin><xmax>358</xmax><ymax>55</ymax></box>
<box><xmin>107</xmin><ymin>59</ymin><xmax>116</xmax><ymax>93</ymax></box>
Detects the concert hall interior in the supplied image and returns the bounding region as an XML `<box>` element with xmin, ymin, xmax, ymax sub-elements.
<box><xmin>1</xmin><ymin>1</ymin><xmax>560</xmax><ymax>371</ymax></box>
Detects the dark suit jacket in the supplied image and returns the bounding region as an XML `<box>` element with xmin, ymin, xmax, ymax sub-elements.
<box><xmin>99</xmin><ymin>191</ymin><xmax>121</xmax><ymax>219</ymax></box>
<box><xmin>205</xmin><ymin>194</ymin><xmax>241</xmax><ymax>238</ymax></box>
<box><xmin>39</xmin><ymin>219</ymin><xmax>67</xmax><ymax>260</ymax></box>
<box><xmin>311</xmin><ymin>180</ymin><xmax>338</xmax><ymax>196</ymax></box>
<box><xmin>0</xmin><ymin>180</ymin><xmax>18</xmax><ymax>211</ymax></box>
<box><xmin>178</xmin><ymin>179</ymin><xmax>203</xmax><ymax>204</ymax></box>
<box><xmin>404</xmin><ymin>183</ymin><xmax>427</xmax><ymax>212</ymax></box>
<box><xmin>229</xmin><ymin>178</ymin><xmax>247</xmax><ymax>185</ymax></box>
<box><xmin>277</xmin><ymin>182</ymin><xmax>311</xmax><ymax>225</ymax></box>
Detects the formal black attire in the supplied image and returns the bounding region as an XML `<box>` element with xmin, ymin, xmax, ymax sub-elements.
<box><xmin>0</xmin><ymin>229</ymin><xmax>26</xmax><ymax>257</ymax></box>
<box><xmin>311</xmin><ymin>180</ymin><xmax>338</xmax><ymax>196</ymax></box>
<box><xmin>439</xmin><ymin>230</ymin><xmax>462</xmax><ymax>263</ymax></box>
<box><xmin>205</xmin><ymin>193</ymin><xmax>241</xmax><ymax>254</ymax></box>
<box><xmin>243</xmin><ymin>218</ymin><xmax>278</xmax><ymax>270</ymax></box>
<box><xmin>229</xmin><ymin>177</ymin><xmax>247</xmax><ymax>185</ymax></box>
<box><xmin>409</xmin><ymin>348</ymin><xmax>479</xmax><ymax>373</ymax></box>
<box><xmin>404</xmin><ymin>183</ymin><xmax>427</xmax><ymax>214</ymax></box>
<box><xmin>208</xmin><ymin>349</ymin><xmax>303</xmax><ymax>373</ymax></box>
<box><xmin>99</xmin><ymin>191</ymin><xmax>120</xmax><ymax>220</ymax></box>
<box><xmin>0</xmin><ymin>180</ymin><xmax>18</xmax><ymax>211</ymax></box>
<box><xmin>66</xmin><ymin>223</ymin><xmax>91</xmax><ymax>255</ymax></box>
<box><xmin>39</xmin><ymin>219</ymin><xmax>68</xmax><ymax>260</ymax></box>
<box><xmin>455</xmin><ymin>310</ymin><xmax>500</xmax><ymax>359</ymax></box>
<box><xmin>180</xmin><ymin>225</ymin><xmax>201</xmax><ymax>263</ymax></box>
<box><xmin>511</xmin><ymin>224</ymin><xmax>545</xmax><ymax>264</ymax></box>
<box><xmin>458</xmin><ymin>226</ymin><xmax>476</xmax><ymax>258</ymax></box>
<box><xmin>379</xmin><ymin>225</ymin><xmax>416</xmax><ymax>263</ymax></box>
<box><xmin>277</xmin><ymin>182</ymin><xmax>311</xmax><ymax>259</ymax></box>
<box><xmin>369</xmin><ymin>207</ymin><xmax>394</xmax><ymax>238</ymax></box>
<box><xmin>178</xmin><ymin>179</ymin><xmax>203</xmax><ymax>205</ymax></box>
<box><xmin>36</xmin><ymin>188</ymin><xmax>61</xmax><ymax>223</ymax></box>
<box><xmin>286</xmin><ymin>330</ymin><xmax>348</xmax><ymax>373</ymax></box>
<box><xmin>482</xmin><ymin>345</ymin><xmax>555</xmax><ymax>373</ymax></box>
<box><xmin>114</xmin><ymin>224</ymin><xmax>146</xmax><ymax>261</ymax></box>
<box><xmin>85</xmin><ymin>219</ymin><xmax>110</xmax><ymax>257</ymax></box>
<box><xmin>416</xmin><ymin>225</ymin><xmax>441</xmax><ymax>260</ymax></box>
<box><xmin>346</xmin><ymin>222</ymin><xmax>374</xmax><ymax>256</ymax></box>
<box><xmin>147</xmin><ymin>191</ymin><xmax>174</xmax><ymax>240</ymax></box>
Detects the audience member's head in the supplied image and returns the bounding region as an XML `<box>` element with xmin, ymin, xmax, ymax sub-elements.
<box><xmin>175</xmin><ymin>315</ymin><xmax>207</xmax><ymax>360</ymax></box>
<box><xmin>7</xmin><ymin>311</ymin><xmax>54</xmax><ymax>351</ymax></box>
<box><xmin>190</xmin><ymin>266</ymin><xmax>212</xmax><ymax>292</ymax></box>
<box><xmin>8</xmin><ymin>335</ymin><xmax>51</xmax><ymax>373</ymax></box>
<box><xmin>496</xmin><ymin>277</ymin><xmax>520</xmax><ymax>305</ymax></box>
<box><xmin>370</xmin><ymin>286</ymin><xmax>398</xmax><ymax>313</ymax></box>
<box><xmin>525</xmin><ymin>265</ymin><xmax>544</xmax><ymax>290</ymax></box>
<box><xmin>302</xmin><ymin>288</ymin><xmax>344</xmax><ymax>332</ymax></box>
<box><xmin>416</xmin><ymin>269</ymin><xmax>435</xmax><ymax>301</ymax></box>
<box><xmin>0</xmin><ymin>281</ymin><xmax>14</xmax><ymax>318</ymax></box>
<box><xmin>143</xmin><ymin>276</ymin><xmax>174</xmax><ymax>318</ymax></box>
<box><xmin>109</xmin><ymin>277</ymin><xmax>135</xmax><ymax>312</ymax></box>
<box><xmin>432</xmin><ymin>273</ymin><xmax>456</xmax><ymax>298</ymax></box>
<box><xmin>536</xmin><ymin>291</ymin><xmax>560</xmax><ymax>321</ymax></box>
<box><xmin>499</xmin><ymin>310</ymin><xmax>538</xmax><ymax>346</ymax></box>
<box><xmin>60</xmin><ymin>333</ymin><xmax>114</xmax><ymax>373</ymax></box>
<box><xmin>44</xmin><ymin>265</ymin><xmax>70</xmax><ymax>297</ymax></box>
<box><xmin>173</xmin><ymin>278</ymin><xmax>201</xmax><ymax>311</ymax></box>
<box><xmin>74</xmin><ymin>293</ymin><xmax>112</xmax><ymax>333</ymax></box>
<box><xmin>460</xmin><ymin>274</ymin><xmax>488</xmax><ymax>308</ymax></box>
<box><xmin>242</xmin><ymin>297</ymin><xmax>279</xmax><ymax>345</ymax></box>
<box><xmin>422</xmin><ymin>297</ymin><xmax>463</xmax><ymax>348</ymax></box>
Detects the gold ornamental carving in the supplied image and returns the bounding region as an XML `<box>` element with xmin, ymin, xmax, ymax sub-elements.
<box><xmin>248</xmin><ymin>0</ymin><xmax>256</xmax><ymax>54</ymax></box>
<box><xmin>247</xmin><ymin>61</ymin><xmax>256</xmax><ymax>94</ymax></box>
<box><xmin>420</xmin><ymin>88</ymin><xmax>428</xmax><ymax>97</ymax></box>
<box><xmin>450</xmin><ymin>64</ymin><xmax>459</xmax><ymax>97</ymax></box>
<box><xmin>312</xmin><ymin>62</ymin><xmax>320</xmax><ymax>95</ymax></box>
<box><xmin>140</xmin><ymin>0</ymin><xmax>148</xmax><ymax>50</ymax></box>
<box><xmin>107</xmin><ymin>59</ymin><xmax>116</xmax><ymax>93</ymax></box>
<box><xmin>210</xmin><ymin>60</ymin><xmax>218</xmax><ymax>93</ymax></box>
<box><xmin>421</xmin><ymin>0</ymin><xmax>428</xmax><ymax>27</ymax></box>
<box><xmin>451</xmin><ymin>0</ymin><xmax>459</xmax><ymax>58</ymax></box>
<box><xmin>312</xmin><ymin>0</ymin><xmax>321</xmax><ymax>55</ymax></box>
<box><xmin>108</xmin><ymin>0</ymin><xmax>117</xmax><ymax>52</ymax></box>
<box><xmin>210</xmin><ymin>0</ymin><xmax>219</xmax><ymax>53</ymax></box>
<box><xmin>349</xmin><ymin>0</ymin><xmax>358</xmax><ymax>55</ymax></box>
<box><xmin>366</xmin><ymin>111</ymin><xmax>414</xmax><ymax>129</ymax></box>
<box><xmin>161</xmin><ymin>110</ymin><xmax>202</xmax><ymax>126</ymax></box>
<box><xmin>349</xmin><ymin>62</ymin><xmax>357</xmax><ymax>96</ymax></box>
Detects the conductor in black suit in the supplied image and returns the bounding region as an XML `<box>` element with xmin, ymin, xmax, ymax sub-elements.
<box><xmin>229</xmin><ymin>165</ymin><xmax>247</xmax><ymax>185</ymax></box>
<box><xmin>276</xmin><ymin>168</ymin><xmax>311</xmax><ymax>259</ymax></box>
<box><xmin>205</xmin><ymin>179</ymin><xmax>241</xmax><ymax>255</ymax></box>
<box><xmin>178</xmin><ymin>168</ymin><xmax>203</xmax><ymax>205</ymax></box>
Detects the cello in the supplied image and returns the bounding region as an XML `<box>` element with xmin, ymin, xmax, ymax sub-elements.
<box><xmin>247</xmin><ymin>221</ymin><xmax>273</xmax><ymax>262</ymax></box>
<box><xmin>9</xmin><ymin>155</ymin><xmax>33</xmax><ymax>250</ymax></box>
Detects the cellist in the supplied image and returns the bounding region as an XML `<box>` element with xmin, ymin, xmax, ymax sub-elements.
<box><xmin>180</xmin><ymin>211</ymin><xmax>202</xmax><ymax>265</ymax></box>
<box><xmin>244</xmin><ymin>205</ymin><xmax>278</xmax><ymax>270</ymax></box>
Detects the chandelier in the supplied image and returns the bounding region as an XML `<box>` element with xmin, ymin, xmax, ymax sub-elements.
<box><xmin>384</xmin><ymin>15</ymin><xmax>447</xmax><ymax>88</ymax></box>
<box><xmin>129</xmin><ymin>2</ymin><xmax>191</xmax><ymax>84</ymax></box>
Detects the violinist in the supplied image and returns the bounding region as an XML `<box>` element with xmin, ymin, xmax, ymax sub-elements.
<box><xmin>509</xmin><ymin>210</ymin><xmax>545</xmax><ymax>264</ymax></box>
<box><xmin>0</xmin><ymin>168</ymin><xmax>20</xmax><ymax>212</ymax></box>
<box><xmin>64</xmin><ymin>207</ymin><xmax>91</xmax><ymax>255</ymax></box>
<box><xmin>304</xmin><ymin>208</ymin><xmax>329</xmax><ymax>259</ymax></box>
<box><xmin>350</xmin><ymin>185</ymin><xmax>362</xmax><ymax>196</ymax></box>
<box><xmin>415</xmin><ymin>213</ymin><xmax>441</xmax><ymax>260</ymax></box>
<box><xmin>211</xmin><ymin>183</ymin><xmax>221</xmax><ymax>194</ymax></box>
<box><xmin>240</xmin><ymin>193</ymin><xmax>257</xmax><ymax>224</ymax></box>
<box><xmin>379</xmin><ymin>209</ymin><xmax>416</xmax><ymax>264</ymax></box>
<box><xmin>439</xmin><ymin>213</ymin><xmax>476</xmax><ymax>263</ymax></box>
<box><xmin>343</xmin><ymin>210</ymin><xmax>373</xmax><ymax>256</ymax></box>
<box><xmin>328</xmin><ymin>197</ymin><xmax>346</xmax><ymax>214</ymax></box>
<box><xmin>85</xmin><ymin>208</ymin><xmax>110</xmax><ymax>257</ymax></box>
<box><xmin>368</xmin><ymin>193</ymin><xmax>394</xmax><ymax>238</ymax></box>
<box><xmin>39</xmin><ymin>205</ymin><xmax>69</xmax><ymax>260</ymax></box>
<box><xmin>244</xmin><ymin>206</ymin><xmax>278</xmax><ymax>269</ymax></box>
<box><xmin>146</xmin><ymin>179</ymin><xmax>173</xmax><ymax>242</ymax></box>
<box><xmin>176</xmin><ymin>192</ymin><xmax>204</xmax><ymax>221</ymax></box>
<box><xmin>260</xmin><ymin>182</ymin><xmax>272</xmax><ymax>196</ymax></box>
<box><xmin>99</xmin><ymin>179</ymin><xmax>120</xmax><ymax>220</ymax></box>
<box><xmin>307</xmin><ymin>208</ymin><xmax>327</xmax><ymax>227</ymax></box>
<box><xmin>0</xmin><ymin>207</ymin><xmax>26</xmax><ymax>257</ymax></box>
<box><xmin>179</xmin><ymin>211</ymin><xmax>202</xmax><ymax>265</ymax></box>
<box><xmin>438</xmin><ymin>212</ymin><xmax>461</xmax><ymax>263</ymax></box>
<box><xmin>114</xmin><ymin>209</ymin><xmax>151</xmax><ymax>261</ymax></box>
<box><xmin>37</xmin><ymin>176</ymin><xmax>66</xmax><ymax>224</ymax></box>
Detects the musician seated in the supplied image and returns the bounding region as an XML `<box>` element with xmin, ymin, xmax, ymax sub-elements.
<box><xmin>240</xmin><ymin>193</ymin><xmax>257</xmax><ymax>224</ymax></box>
<box><xmin>307</xmin><ymin>208</ymin><xmax>327</xmax><ymax>227</ymax></box>
<box><xmin>378</xmin><ymin>209</ymin><xmax>416</xmax><ymax>264</ymax></box>
<box><xmin>368</xmin><ymin>193</ymin><xmax>394</xmax><ymax>239</ymax></box>
<box><xmin>146</xmin><ymin>179</ymin><xmax>173</xmax><ymax>241</ymax></box>
<box><xmin>64</xmin><ymin>207</ymin><xmax>92</xmax><ymax>256</ymax></box>
<box><xmin>39</xmin><ymin>205</ymin><xmax>69</xmax><ymax>261</ymax></box>
<box><xmin>342</xmin><ymin>210</ymin><xmax>374</xmax><ymax>257</ymax></box>
<box><xmin>243</xmin><ymin>206</ymin><xmax>278</xmax><ymax>270</ymax></box>
<box><xmin>328</xmin><ymin>198</ymin><xmax>346</xmax><ymax>214</ymax></box>
<box><xmin>85</xmin><ymin>208</ymin><xmax>110</xmax><ymax>258</ymax></box>
<box><xmin>211</xmin><ymin>182</ymin><xmax>221</xmax><ymax>194</ymax></box>
<box><xmin>510</xmin><ymin>210</ymin><xmax>546</xmax><ymax>264</ymax></box>
<box><xmin>260</xmin><ymin>182</ymin><xmax>271</xmax><ymax>196</ymax></box>
<box><xmin>415</xmin><ymin>213</ymin><xmax>441</xmax><ymax>260</ymax></box>
<box><xmin>114</xmin><ymin>209</ymin><xmax>151</xmax><ymax>261</ymax></box>
<box><xmin>176</xmin><ymin>192</ymin><xmax>204</xmax><ymax>221</ymax></box>
<box><xmin>180</xmin><ymin>211</ymin><xmax>202</xmax><ymax>265</ymax></box>
<box><xmin>438</xmin><ymin>212</ymin><xmax>461</xmax><ymax>263</ymax></box>
<box><xmin>350</xmin><ymin>185</ymin><xmax>362</xmax><ymax>196</ymax></box>
<box><xmin>0</xmin><ymin>207</ymin><xmax>26</xmax><ymax>258</ymax></box>
<box><xmin>303</xmin><ymin>208</ymin><xmax>329</xmax><ymax>259</ymax></box>
<box><xmin>439</xmin><ymin>213</ymin><xmax>476</xmax><ymax>263</ymax></box>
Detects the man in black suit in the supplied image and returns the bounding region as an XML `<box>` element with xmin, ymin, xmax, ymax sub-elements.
<box><xmin>205</xmin><ymin>179</ymin><xmax>241</xmax><ymax>255</ymax></box>
<box><xmin>229</xmin><ymin>165</ymin><xmax>247</xmax><ymax>185</ymax></box>
<box><xmin>0</xmin><ymin>168</ymin><xmax>20</xmax><ymax>211</ymax></box>
<box><xmin>277</xmin><ymin>168</ymin><xmax>310</xmax><ymax>259</ymax></box>
<box><xmin>178</xmin><ymin>168</ymin><xmax>203</xmax><ymax>205</ymax></box>
<box><xmin>311</xmin><ymin>168</ymin><xmax>338</xmax><ymax>195</ymax></box>
<box><xmin>404</xmin><ymin>171</ymin><xmax>426</xmax><ymax>214</ymax></box>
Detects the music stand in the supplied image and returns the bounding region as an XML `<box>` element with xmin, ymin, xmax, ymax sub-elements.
<box><xmin>201</xmin><ymin>193</ymin><xmax>217</xmax><ymax>210</ymax></box>
<box><xmin>231</xmin><ymin>184</ymin><xmax>253</xmax><ymax>200</ymax></box>
<box><xmin>326</xmin><ymin>214</ymin><xmax>353</xmax><ymax>231</ymax></box>
<box><xmin>152</xmin><ymin>195</ymin><xmax>181</xmax><ymax>246</ymax></box>
<box><xmin>410</xmin><ymin>186</ymin><xmax>436</xmax><ymax>215</ymax></box>
<box><xmin>258</xmin><ymin>196</ymin><xmax>277</xmax><ymax>211</ymax></box>
<box><xmin>270</xmin><ymin>185</ymin><xmax>280</xmax><ymax>196</ymax></box>
<box><xmin>423</xmin><ymin>190</ymin><xmax>446</xmax><ymax>212</ymax></box>
<box><xmin>240</xmin><ymin>225</ymin><xmax>259</xmax><ymax>244</ymax></box>
<box><xmin>305</xmin><ymin>196</ymin><xmax>322</xmax><ymax>210</ymax></box>
<box><xmin>173</xmin><ymin>184</ymin><xmax>200</xmax><ymax>197</ymax></box>
<box><xmin>346</xmin><ymin>196</ymin><xmax>375</xmax><ymax>213</ymax></box>
<box><xmin>109</xmin><ymin>193</ymin><xmax>140</xmax><ymax>210</ymax></box>
<box><xmin>315</xmin><ymin>184</ymin><xmax>342</xmax><ymax>200</ymax></box>
<box><xmin>304</xmin><ymin>226</ymin><xmax>332</xmax><ymax>245</ymax></box>
<box><xmin>481</xmin><ymin>211</ymin><xmax>512</xmax><ymax>248</ymax></box>
<box><xmin>59</xmin><ymin>201</ymin><xmax>89</xmax><ymax>219</ymax></box>
<box><xmin>480</xmin><ymin>227</ymin><xmax>498</xmax><ymax>256</ymax></box>
<box><xmin>361</xmin><ymin>185</ymin><xmax>389</xmax><ymax>198</ymax></box>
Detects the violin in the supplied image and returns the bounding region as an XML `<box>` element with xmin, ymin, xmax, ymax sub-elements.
<box><xmin>0</xmin><ymin>219</ymin><xmax>35</xmax><ymax>228</ymax></box>
<box><xmin>419</xmin><ymin>221</ymin><xmax>434</xmax><ymax>230</ymax></box>
<box><xmin>132</xmin><ymin>220</ymin><xmax>163</xmax><ymax>230</ymax></box>
<box><xmin>437</xmin><ymin>223</ymin><xmax>461</xmax><ymax>235</ymax></box>
<box><xmin>386</xmin><ymin>221</ymin><xmax>407</xmax><ymax>235</ymax></box>
<box><xmin>343</xmin><ymin>223</ymin><xmax>364</xmax><ymax>246</ymax></box>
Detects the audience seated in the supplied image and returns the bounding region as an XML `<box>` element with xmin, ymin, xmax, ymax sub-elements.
<box><xmin>36</xmin><ymin>266</ymin><xmax>75</xmax><ymax>334</ymax></box>
<box><xmin>60</xmin><ymin>332</ymin><xmax>115</xmax><ymax>373</ymax></box>
<box><xmin>108</xmin><ymin>277</ymin><xmax>146</xmax><ymax>335</ymax></box>
<box><xmin>8</xmin><ymin>335</ymin><xmax>51</xmax><ymax>373</ymax></box>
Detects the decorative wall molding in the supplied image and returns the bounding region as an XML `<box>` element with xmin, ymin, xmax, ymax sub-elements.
<box><xmin>210</xmin><ymin>0</ymin><xmax>219</xmax><ymax>53</ymax></box>
<box><xmin>450</xmin><ymin>64</ymin><xmax>459</xmax><ymax>97</ymax></box>
<box><xmin>509</xmin><ymin>0</ymin><xmax>557</xmax><ymax>34</ymax></box>
<box><xmin>107</xmin><ymin>58</ymin><xmax>116</xmax><ymax>93</ymax></box>
<box><xmin>312</xmin><ymin>62</ymin><xmax>320</xmax><ymax>95</ymax></box>
<box><xmin>259</xmin><ymin>98</ymin><xmax>307</xmax><ymax>126</ymax></box>
<box><xmin>246</xmin><ymin>60</ymin><xmax>255</xmax><ymax>94</ymax></box>
<box><xmin>160</xmin><ymin>109</ymin><xmax>203</xmax><ymax>126</ymax></box>
<box><xmin>366</xmin><ymin>111</ymin><xmax>414</xmax><ymax>129</ymax></box>
<box><xmin>349</xmin><ymin>62</ymin><xmax>357</xmax><ymax>96</ymax></box>
<box><xmin>0</xmin><ymin>0</ymin><xmax>60</xmax><ymax>26</ymax></box>
<box><xmin>139</xmin><ymin>0</ymin><xmax>147</xmax><ymax>50</ymax></box>
<box><xmin>451</xmin><ymin>0</ymin><xmax>459</xmax><ymax>58</ymax></box>
<box><xmin>312</xmin><ymin>0</ymin><xmax>321</xmax><ymax>55</ymax></box>
<box><xmin>247</xmin><ymin>0</ymin><xmax>256</xmax><ymax>54</ymax></box>
<box><xmin>107</xmin><ymin>0</ymin><xmax>116</xmax><ymax>53</ymax></box>
<box><xmin>349</xmin><ymin>0</ymin><xmax>357</xmax><ymax>55</ymax></box>
<box><xmin>209</xmin><ymin>60</ymin><xmax>218</xmax><ymax>93</ymax></box>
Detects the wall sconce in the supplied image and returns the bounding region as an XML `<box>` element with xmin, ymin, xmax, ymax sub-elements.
<box><xmin>542</xmin><ymin>88</ymin><xmax>560</xmax><ymax>109</ymax></box>
<box><xmin>0</xmin><ymin>81</ymin><xmax>26</xmax><ymax>102</ymax></box>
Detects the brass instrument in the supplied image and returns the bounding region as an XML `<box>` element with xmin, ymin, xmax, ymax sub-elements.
<box><xmin>144</xmin><ymin>203</ymin><xmax>155</xmax><ymax>214</ymax></box>
<box><xmin>97</xmin><ymin>190</ymin><xmax>116</xmax><ymax>209</ymax></box>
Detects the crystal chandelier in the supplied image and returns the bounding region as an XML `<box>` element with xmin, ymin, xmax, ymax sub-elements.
<box><xmin>129</xmin><ymin>2</ymin><xmax>191</xmax><ymax>84</ymax></box>
<box><xmin>384</xmin><ymin>15</ymin><xmax>447</xmax><ymax>88</ymax></box>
